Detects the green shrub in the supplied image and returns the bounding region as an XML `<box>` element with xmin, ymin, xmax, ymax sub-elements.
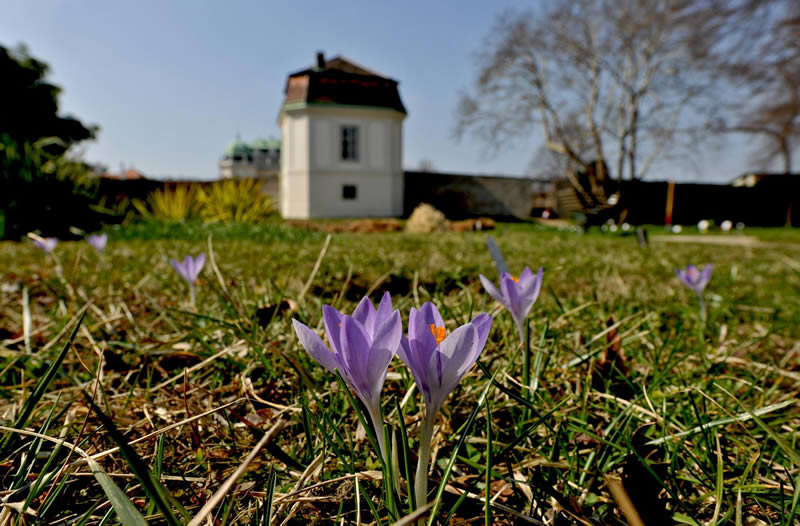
<box><xmin>132</xmin><ymin>185</ymin><xmax>200</xmax><ymax>222</ymax></box>
<box><xmin>0</xmin><ymin>134</ymin><xmax>100</xmax><ymax>239</ymax></box>
<box><xmin>196</xmin><ymin>178</ymin><xmax>275</xmax><ymax>224</ymax></box>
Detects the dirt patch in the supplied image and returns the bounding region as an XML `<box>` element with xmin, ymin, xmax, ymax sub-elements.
<box><xmin>288</xmin><ymin>214</ymin><xmax>495</xmax><ymax>234</ymax></box>
<box><xmin>288</xmin><ymin>218</ymin><xmax>404</xmax><ymax>233</ymax></box>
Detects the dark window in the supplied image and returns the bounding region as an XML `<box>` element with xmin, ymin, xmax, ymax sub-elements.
<box><xmin>342</xmin><ymin>184</ymin><xmax>357</xmax><ymax>200</ymax></box>
<box><xmin>341</xmin><ymin>126</ymin><xmax>359</xmax><ymax>161</ymax></box>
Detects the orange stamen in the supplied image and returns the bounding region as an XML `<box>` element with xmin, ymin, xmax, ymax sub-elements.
<box><xmin>429</xmin><ymin>324</ymin><xmax>446</xmax><ymax>345</ymax></box>
<box><xmin>511</xmin><ymin>275</ymin><xmax>519</xmax><ymax>283</ymax></box>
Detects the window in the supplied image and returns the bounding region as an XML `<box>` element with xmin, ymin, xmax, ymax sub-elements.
<box><xmin>341</xmin><ymin>126</ymin><xmax>359</xmax><ymax>161</ymax></box>
<box><xmin>342</xmin><ymin>184</ymin><xmax>357</xmax><ymax>200</ymax></box>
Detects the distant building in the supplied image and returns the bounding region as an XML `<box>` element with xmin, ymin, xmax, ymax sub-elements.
<box><xmin>219</xmin><ymin>137</ymin><xmax>280</xmax><ymax>203</ymax></box>
<box><xmin>730</xmin><ymin>172</ymin><xmax>799</xmax><ymax>187</ymax></box>
<box><xmin>278</xmin><ymin>52</ymin><xmax>407</xmax><ymax>219</ymax></box>
<box><xmin>100</xmin><ymin>168</ymin><xmax>146</xmax><ymax>180</ymax></box>
<box><xmin>216</xmin><ymin>53</ymin><xmax>555</xmax><ymax>220</ymax></box>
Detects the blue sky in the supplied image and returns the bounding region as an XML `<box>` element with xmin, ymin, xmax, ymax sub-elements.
<box><xmin>1</xmin><ymin>0</ymin><xmax>767</xmax><ymax>182</ymax></box>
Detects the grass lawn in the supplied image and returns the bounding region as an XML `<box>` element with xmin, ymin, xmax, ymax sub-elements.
<box><xmin>1</xmin><ymin>222</ymin><xmax>799</xmax><ymax>525</ymax></box>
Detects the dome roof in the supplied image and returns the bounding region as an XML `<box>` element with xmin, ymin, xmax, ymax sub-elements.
<box><xmin>225</xmin><ymin>138</ymin><xmax>251</xmax><ymax>157</ymax></box>
<box><xmin>251</xmin><ymin>137</ymin><xmax>280</xmax><ymax>150</ymax></box>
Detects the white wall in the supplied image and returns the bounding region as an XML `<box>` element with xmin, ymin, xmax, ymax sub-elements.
<box><xmin>280</xmin><ymin>114</ymin><xmax>310</xmax><ymax>218</ymax></box>
<box><xmin>281</xmin><ymin>106</ymin><xmax>405</xmax><ymax>219</ymax></box>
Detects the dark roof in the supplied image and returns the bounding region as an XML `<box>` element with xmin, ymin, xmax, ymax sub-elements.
<box><xmin>283</xmin><ymin>55</ymin><xmax>406</xmax><ymax>114</ymax></box>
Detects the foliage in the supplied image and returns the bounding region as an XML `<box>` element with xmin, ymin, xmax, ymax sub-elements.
<box><xmin>0</xmin><ymin>43</ymin><xmax>101</xmax><ymax>239</ymax></box>
<box><xmin>196</xmin><ymin>178</ymin><xmax>276</xmax><ymax>224</ymax></box>
<box><xmin>0</xmin><ymin>134</ymin><xmax>100</xmax><ymax>239</ymax></box>
<box><xmin>0</xmin><ymin>43</ymin><xmax>96</xmax><ymax>155</ymax></box>
<box><xmin>0</xmin><ymin>225</ymin><xmax>798</xmax><ymax>524</ymax></box>
<box><xmin>132</xmin><ymin>184</ymin><xmax>200</xmax><ymax>222</ymax></box>
<box><xmin>132</xmin><ymin>179</ymin><xmax>276</xmax><ymax>225</ymax></box>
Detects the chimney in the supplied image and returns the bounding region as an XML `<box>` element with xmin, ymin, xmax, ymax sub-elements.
<box><xmin>316</xmin><ymin>51</ymin><xmax>325</xmax><ymax>70</ymax></box>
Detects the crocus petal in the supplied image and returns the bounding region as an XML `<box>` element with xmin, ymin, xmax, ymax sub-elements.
<box><xmin>364</xmin><ymin>312</ymin><xmax>401</xmax><ymax>402</ymax></box>
<box><xmin>409</xmin><ymin>305</ymin><xmax>439</xmax><ymax>351</ymax></box>
<box><xmin>292</xmin><ymin>319</ymin><xmax>340</xmax><ymax>373</ymax></box>
<box><xmin>398</xmin><ymin>335</ymin><xmax>433</xmax><ymax>402</ymax></box>
<box><xmin>352</xmin><ymin>296</ymin><xmax>376</xmax><ymax>336</ymax></box>
<box><xmin>686</xmin><ymin>264</ymin><xmax>700</xmax><ymax>283</ymax></box>
<box><xmin>471</xmin><ymin>314</ymin><xmax>493</xmax><ymax>356</ymax></box>
<box><xmin>516</xmin><ymin>267</ymin><xmax>534</xmax><ymax>289</ymax></box>
<box><xmin>479</xmin><ymin>275</ymin><xmax>506</xmax><ymax>306</ymax></box>
<box><xmin>339</xmin><ymin>317</ymin><xmax>372</xmax><ymax>395</ymax></box>
<box><xmin>374</xmin><ymin>292</ymin><xmax>394</xmax><ymax>331</ymax></box>
<box><xmin>372</xmin><ymin>310</ymin><xmax>403</xmax><ymax>357</ymax></box>
<box><xmin>322</xmin><ymin>305</ymin><xmax>344</xmax><ymax>354</ymax></box>
<box><xmin>698</xmin><ymin>264</ymin><xmax>713</xmax><ymax>289</ymax></box>
<box><xmin>425</xmin><ymin>324</ymin><xmax>478</xmax><ymax>411</ymax></box>
<box><xmin>193</xmin><ymin>253</ymin><xmax>206</xmax><ymax>280</ymax></box>
<box><xmin>420</xmin><ymin>302</ymin><xmax>445</xmax><ymax>328</ymax></box>
<box><xmin>517</xmin><ymin>267</ymin><xmax>543</xmax><ymax>318</ymax></box>
<box><xmin>438</xmin><ymin>323</ymin><xmax>478</xmax><ymax>384</ymax></box>
<box><xmin>500</xmin><ymin>274</ymin><xmax>523</xmax><ymax>321</ymax></box>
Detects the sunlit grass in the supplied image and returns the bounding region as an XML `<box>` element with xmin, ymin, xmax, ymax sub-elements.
<box><xmin>0</xmin><ymin>223</ymin><xmax>798</xmax><ymax>524</ymax></box>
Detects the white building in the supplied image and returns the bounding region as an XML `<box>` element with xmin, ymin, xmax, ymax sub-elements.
<box><xmin>278</xmin><ymin>53</ymin><xmax>407</xmax><ymax>219</ymax></box>
<box><xmin>219</xmin><ymin>137</ymin><xmax>280</xmax><ymax>203</ymax></box>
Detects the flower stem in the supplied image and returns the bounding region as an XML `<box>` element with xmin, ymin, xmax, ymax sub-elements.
<box><xmin>698</xmin><ymin>294</ymin><xmax>706</xmax><ymax>325</ymax></box>
<box><xmin>367</xmin><ymin>406</ymin><xmax>387</xmax><ymax>467</ymax></box>
<box><xmin>520</xmin><ymin>319</ymin><xmax>530</xmax><ymax>397</ymax></box>
<box><xmin>368</xmin><ymin>405</ymin><xmax>399</xmax><ymax>518</ymax></box>
<box><xmin>414</xmin><ymin>411</ymin><xmax>435</xmax><ymax>512</ymax></box>
<box><xmin>190</xmin><ymin>284</ymin><xmax>196</xmax><ymax>309</ymax></box>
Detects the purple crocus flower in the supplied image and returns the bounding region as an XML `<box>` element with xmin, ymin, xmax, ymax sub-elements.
<box><xmin>33</xmin><ymin>237</ymin><xmax>58</xmax><ymax>253</ymax></box>
<box><xmin>676</xmin><ymin>263</ymin><xmax>712</xmax><ymax>320</ymax></box>
<box><xmin>170</xmin><ymin>254</ymin><xmax>205</xmax><ymax>284</ymax></box>
<box><xmin>292</xmin><ymin>292</ymin><xmax>402</xmax><ymax>462</ymax></box>
<box><xmin>675</xmin><ymin>264</ymin><xmax>712</xmax><ymax>296</ymax></box>
<box><xmin>397</xmin><ymin>302</ymin><xmax>492</xmax><ymax>508</ymax></box>
<box><xmin>87</xmin><ymin>233</ymin><xmax>108</xmax><ymax>252</ymax></box>
<box><xmin>170</xmin><ymin>254</ymin><xmax>205</xmax><ymax>306</ymax></box>
<box><xmin>479</xmin><ymin>266</ymin><xmax>543</xmax><ymax>341</ymax></box>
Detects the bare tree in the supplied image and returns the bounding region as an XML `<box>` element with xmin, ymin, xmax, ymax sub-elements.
<box><xmin>683</xmin><ymin>0</ymin><xmax>799</xmax><ymax>172</ymax></box>
<box><xmin>454</xmin><ymin>1</ymin><xmax>712</xmax><ymax>191</ymax></box>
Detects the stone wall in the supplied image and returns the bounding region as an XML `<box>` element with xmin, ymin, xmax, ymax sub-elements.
<box><xmin>403</xmin><ymin>171</ymin><xmax>551</xmax><ymax>220</ymax></box>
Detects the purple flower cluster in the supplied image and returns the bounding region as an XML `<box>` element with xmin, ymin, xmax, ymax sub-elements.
<box><xmin>293</xmin><ymin>293</ymin><xmax>494</xmax><ymax>506</ymax></box>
